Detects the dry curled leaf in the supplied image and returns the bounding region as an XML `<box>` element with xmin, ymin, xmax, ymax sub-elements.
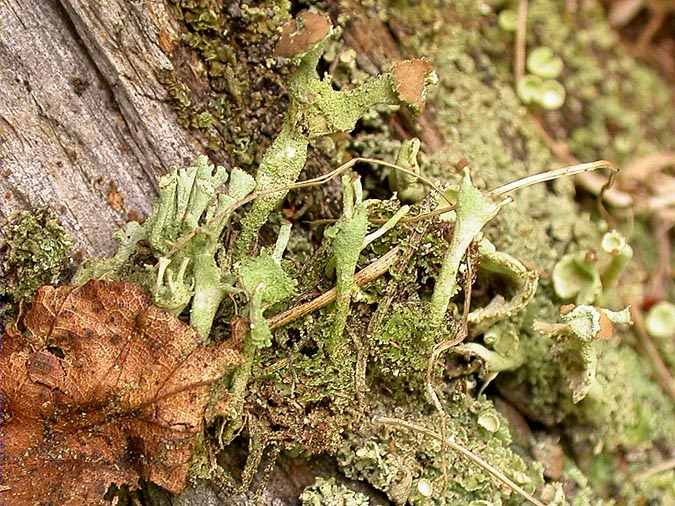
<box><xmin>0</xmin><ymin>280</ymin><xmax>243</xmax><ymax>505</ymax></box>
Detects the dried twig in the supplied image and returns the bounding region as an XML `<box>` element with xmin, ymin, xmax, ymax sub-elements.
<box><xmin>646</xmin><ymin>217</ymin><xmax>673</xmax><ymax>303</ymax></box>
<box><xmin>530</xmin><ymin>116</ymin><xmax>634</xmax><ymax>209</ymax></box>
<box><xmin>514</xmin><ymin>0</ymin><xmax>528</xmax><ymax>83</ymax></box>
<box><xmin>632</xmin><ymin>457</ymin><xmax>675</xmax><ymax>482</ymax></box>
<box><xmin>267</xmin><ymin>247</ymin><xmax>401</xmax><ymax>331</ymax></box>
<box><xmin>630</xmin><ymin>304</ymin><xmax>675</xmax><ymax>403</ymax></box>
<box><xmin>373</xmin><ymin>415</ymin><xmax>546</xmax><ymax>506</ymax></box>
<box><xmin>489</xmin><ymin>160</ymin><xmax>615</xmax><ymax>196</ymax></box>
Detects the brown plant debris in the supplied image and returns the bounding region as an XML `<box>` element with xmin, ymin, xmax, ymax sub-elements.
<box><xmin>391</xmin><ymin>58</ymin><xmax>435</xmax><ymax>112</ymax></box>
<box><xmin>0</xmin><ymin>280</ymin><xmax>243</xmax><ymax>505</ymax></box>
<box><xmin>274</xmin><ymin>10</ymin><xmax>332</xmax><ymax>58</ymax></box>
<box><xmin>106</xmin><ymin>181</ymin><xmax>125</xmax><ymax>213</ymax></box>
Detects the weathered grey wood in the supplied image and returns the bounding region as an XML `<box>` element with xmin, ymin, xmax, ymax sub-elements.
<box><xmin>0</xmin><ymin>0</ymin><xmax>197</xmax><ymax>255</ymax></box>
<box><xmin>59</xmin><ymin>0</ymin><xmax>199</xmax><ymax>174</ymax></box>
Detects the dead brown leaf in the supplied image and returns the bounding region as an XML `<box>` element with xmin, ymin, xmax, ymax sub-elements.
<box><xmin>0</xmin><ymin>280</ymin><xmax>243</xmax><ymax>505</ymax></box>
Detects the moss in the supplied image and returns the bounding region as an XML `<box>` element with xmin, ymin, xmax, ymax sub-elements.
<box><xmin>0</xmin><ymin>209</ymin><xmax>73</xmax><ymax>303</ymax></box>
<box><xmin>163</xmin><ymin>0</ymin><xmax>292</xmax><ymax>165</ymax></box>
<box><xmin>245</xmin><ymin>312</ymin><xmax>360</xmax><ymax>456</ymax></box>
<box><xmin>619</xmin><ymin>470</ymin><xmax>675</xmax><ymax>505</ymax></box>
<box><xmin>372</xmin><ymin>303</ymin><xmax>436</xmax><ymax>387</ymax></box>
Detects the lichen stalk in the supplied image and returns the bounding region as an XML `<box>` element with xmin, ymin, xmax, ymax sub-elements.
<box><xmin>235</xmin><ymin>11</ymin><xmax>435</xmax><ymax>258</ymax></box>
<box><xmin>600</xmin><ymin>230</ymin><xmax>634</xmax><ymax>289</ymax></box>
<box><xmin>327</xmin><ymin>178</ymin><xmax>370</xmax><ymax>359</ymax></box>
<box><xmin>429</xmin><ymin>172</ymin><xmax>508</xmax><ymax>328</ymax></box>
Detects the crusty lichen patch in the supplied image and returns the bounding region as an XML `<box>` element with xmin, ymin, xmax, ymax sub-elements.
<box><xmin>0</xmin><ymin>209</ymin><xmax>73</xmax><ymax>303</ymax></box>
<box><xmin>300</xmin><ymin>476</ymin><xmax>369</xmax><ymax>506</ymax></box>
<box><xmin>337</xmin><ymin>389</ymin><xmax>545</xmax><ymax>505</ymax></box>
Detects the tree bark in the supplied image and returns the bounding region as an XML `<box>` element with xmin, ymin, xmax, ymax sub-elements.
<box><xmin>0</xmin><ymin>0</ymin><xmax>198</xmax><ymax>255</ymax></box>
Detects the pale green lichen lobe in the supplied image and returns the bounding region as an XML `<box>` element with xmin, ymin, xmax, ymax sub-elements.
<box><xmin>300</xmin><ymin>477</ymin><xmax>369</xmax><ymax>506</ymax></box>
<box><xmin>235</xmin><ymin>10</ymin><xmax>436</xmax><ymax>258</ymax></box>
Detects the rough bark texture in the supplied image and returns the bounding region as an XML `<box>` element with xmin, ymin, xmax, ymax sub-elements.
<box><xmin>0</xmin><ymin>0</ymin><xmax>198</xmax><ymax>255</ymax></box>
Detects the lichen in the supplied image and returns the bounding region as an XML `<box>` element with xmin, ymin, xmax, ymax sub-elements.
<box><xmin>551</xmin><ymin>230</ymin><xmax>633</xmax><ymax>305</ymax></box>
<box><xmin>337</xmin><ymin>389</ymin><xmax>545</xmax><ymax>505</ymax></box>
<box><xmin>389</xmin><ymin>138</ymin><xmax>427</xmax><ymax>203</ymax></box>
<box><xmin>239</xmin><ymin>251</ymin><xmax>296</xmax><ymax>348</ymax></box>
<box><xmin>74</xmin><ymin>155</ymin><xmax>257</xmax><ymax>339</ymax></box>
<box><xmin>0</xmin><ymin>209</ymin><xmax>73</xmax><ymax>303</ymax></box>
<box><xmin>535</xmin><ymin>305</ymin><xmax>632</xmax><ymax>403</ymax></box>
<box><xmin>645</xmin><ymin>301</ymin><xmax>675</xmax><ymax>370</ymax></box>
<box><xmin>234</xmin><ymin>10</ymin><xmax>436</xmax><ymax>257</ymax></box>
<box><xmin>429</xmin><ymin>171</ymin><xmax>508</xmax><ymax>328</ymax></box>
<box><xmin>163</xmin><ymin>0</ymin><xmax>292</xmax><ymax>165</ymax></box>
<box><xmin>325</xmin><ymin>174</ymin><xmax>409</xmax><ymax>360</ymax></box>
<box><xmin>300</xmin><ymin>477</ymin><xmax>369</xmax><ymax>506</ymax></box>
<box><xmin>375</xmin><ymin>1</ymin><xmax>674</xmax><ymax>502</ymax></box>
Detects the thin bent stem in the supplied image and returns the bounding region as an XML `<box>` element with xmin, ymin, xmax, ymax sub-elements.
<box><xmin>632</xmin><ymin>457</ymin><xmax>675</xmax><ymax>482</ymax></box>
<box><xmin>165</xmin><ymin>159</ymin><xmax>615</xmax><ymax>258</ymax></box>
<box><xmin>514</xmin><ymin>0</ymin><xmax>528</xmax><ymax>83</ymax></box>
<box><xmin>405</xmin><ymin>159</ymin><xmax>615</xmax><ymax>224</ymax></box>
<box><xmin>489</xmin><ymin>160</ymin><xmax>615</xmax><ymax>196</ymax></box>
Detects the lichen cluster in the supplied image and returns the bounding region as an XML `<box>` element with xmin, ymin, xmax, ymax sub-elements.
<box><xmin>3</xmin><ymin>0</ymin><xmax>674</xmax><ymax>504</ymax></box>
<box><xmin>0</xmin><ymin>209</ymin><xmax>73</xmax><ymax>305</ymax></box>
